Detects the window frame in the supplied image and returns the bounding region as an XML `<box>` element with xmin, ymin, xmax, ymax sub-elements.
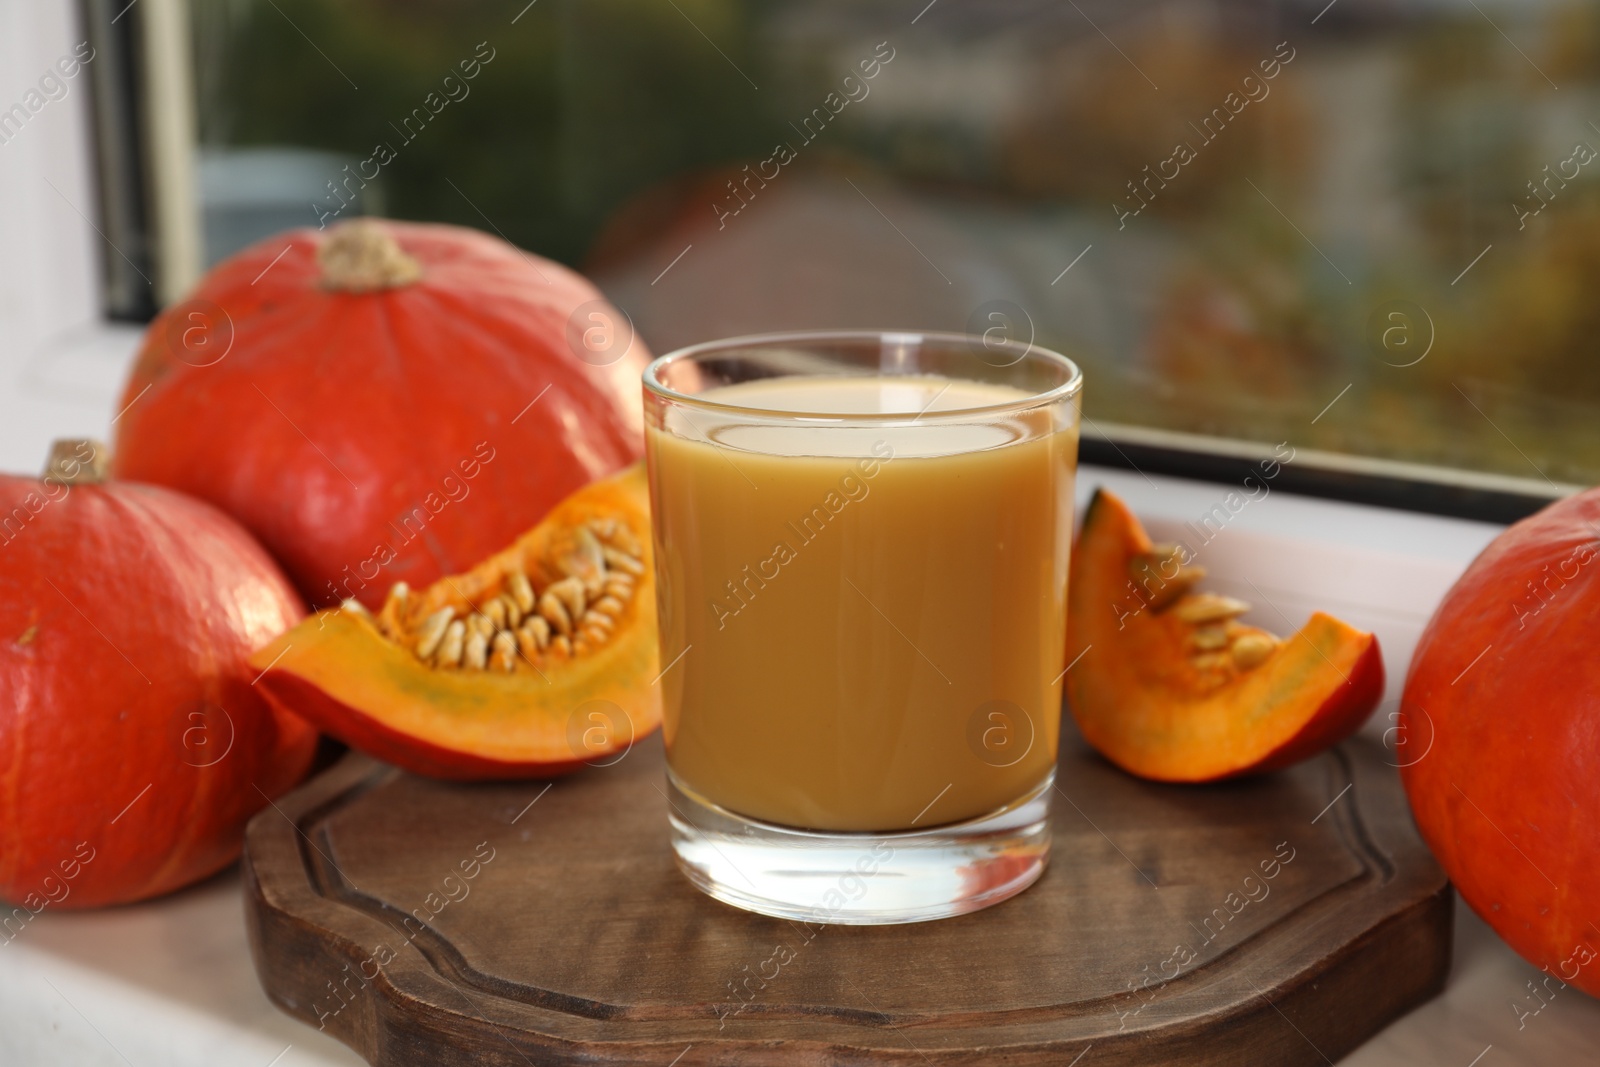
<box><xmin>1083</xmin><ymin>421</ymin><xmax>1571</xmax><ymax>525</ymax></box>
<box><xmin>91</xmin><ymin>2</ymin><xmax>1579</xmax><ymax>525</ymax></box>
<box><xmin>81</xmin><ymin>0</ymin><xmax>199</xmax><ymax>320</ymax></box>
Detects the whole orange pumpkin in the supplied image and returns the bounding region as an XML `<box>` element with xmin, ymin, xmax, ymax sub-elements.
<box><xmin>112</xmin><ymin>219</ymin><xmax>649</xmax><ymax>608</ymax></box>
<box><xmin>1400</xmin><ymin>488</ymin><xmax>1600</xmax><ymax>998</ymax></box>
<box><xmin>0</xmin><ymin>442</ymin><xmax>318</xmax><ymax>910</ymax></box>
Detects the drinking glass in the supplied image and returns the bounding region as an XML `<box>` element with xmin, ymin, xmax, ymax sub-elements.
<box><xmin>642</xmin><ymin>330</ymin><xmax>1082</xmax><ymax>924</ymax></box>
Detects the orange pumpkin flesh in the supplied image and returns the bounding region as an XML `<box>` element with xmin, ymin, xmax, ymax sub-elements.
<box><xmin>1066</xmin><ymin>488</ymin><xmax>1384</xmax><ymax>782</ymax></box>
<box><xmin>0</xmin><ymin>441</ymin><xmax>317</xmax><ymax>908</ymax></box>
<box><xmin>113</xmin><ymin>219</ymin><xmax>649</xmax><ymax>609</ymax></box>
<box><xmin>250</xmin><ymin>465</ymin><xmax>659</xmax><ymax>780</ymax></box>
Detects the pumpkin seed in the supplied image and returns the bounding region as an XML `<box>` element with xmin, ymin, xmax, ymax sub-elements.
<box><xmin>498</xmin><ymin>593</ymin><xmax>523</xmax><ymax>628</ymax></box>
<box><xmin>522</xmin><ymin>615</ymin><xmax>551</xmax><ymax>649</ymax></box>
<box><xmin>592</xmin><ymin>595</ymin><xmax>625</xmax><ymax>618</ymax></box>
<box><xmin>1172</xmin><ymin>594</ymin><xmax>1251</xmax><ymax>624</ymax></box>
<box><xmin>1129</xmin><ymin>545</ymin><xmax>1206</xmax><ymax>612</ymax></box>
<box><xmin>1191</xmin><ymin>625</ymin><xmax>1230</xmax><ymax>651</ymax></box>
<box><xmin>601</xmin><ymin>547</ymin><xmax>644</xmax><ymax>576</ymax></box>
<box><xmin>340</xmin><ymin>597</ymin><xmax>371</xmax><ymax>618</ymax></box>
<box><xmin>1230</xmin><ymin>633</ymin><xmax>1278</xmax><ymax>670</ymax></box>
<box><xmin>490</xmin><ymin>631</ymin><xmax>517</xmax><ymax>672</ymax></box>
<box><xmin>547</xmin><ymin>576</ymin><xmax>586</xmax><ymax>620</ymax></box>
<box><xmin>608</xmin><ymin>525</ymin><xmax>643</xmax><ymax>557</ymax></box>
<box><xmin>572</xmin><ymin>526</ymin><xmax>606</xmax><ymax>575</ymax></box>
<box><xmin>508</xmin><ymin>570</ymin><xmax>536</xmax><ymax>614</ymax></box>
<box><xmin>379</xmin><ymin>582</ymin><xmax>410</xmax><ymax>636</ymax></box>
<box><xmin>483</xmin><ymin>598</ymin><xmax>507</xmax><ymax>630</ymax></box>
<box><xmin>468</xmin><ymin>613</ymin><xmax>495</xmax><ymax>639</ymax></box>
<box><xmin>415</xmin><ymin>608</ymin><xmax>454</xmax><ymax>659</ymax></box>
<box><xmin>551</xmin><ymin>634</ymin><xmax>572</xmax><ymax>657</ymax></box>
<box><xmin>437</xmin><ymin>620</ymin><xmax>466</xmax><ymax>667</ymax></box>
<box><xmin>464</xmin><ymin>628</ymin><xmax>489</xmax><ymax>670</ymax></box>
<box><xmin>515</xmin><ymin>623</ymin><xmax>543</xmax><ymax>660</ymax></box>
<box><xmin>538</xmin><ymin>591</ymin><xmax>573</xmax><ymax>636</ymax></box>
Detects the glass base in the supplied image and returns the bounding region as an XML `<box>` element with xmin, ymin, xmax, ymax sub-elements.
<box><xmin>666</xmin><ymin>770</ymin><xmax>1053</xmax><ymax>925</ymax></box>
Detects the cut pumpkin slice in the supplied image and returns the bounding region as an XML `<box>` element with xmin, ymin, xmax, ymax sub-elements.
<box><xmin>248</xmin><ymin>464</ymin><xmax>659</xmax><ymax>780</ymax></box>
<box><xmin>1065</xmin><ymin>488</ymin><xmax>1383</xmax><ymax>782</ymax></box>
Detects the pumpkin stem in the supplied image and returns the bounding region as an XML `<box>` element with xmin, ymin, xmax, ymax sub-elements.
<box><xmin>319</xmin><ymin>220</ymin><xmax>422</xmax><ymax>292</ymax></box>
<box><xmin>46</xmin><ymin>439</ymin><xmax>110</xmax><ymax>485</ymax></box>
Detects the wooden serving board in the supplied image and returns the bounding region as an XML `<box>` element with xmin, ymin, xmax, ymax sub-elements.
<box><xmin>243</xmin><ymin>725</ymin><xmax>1450</xmax><ymax>1066</ymax></box>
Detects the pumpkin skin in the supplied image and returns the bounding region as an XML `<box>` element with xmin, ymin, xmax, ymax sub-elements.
<box><xmin>112</xmin><ymin>219</ymin><xmax>649</xmax><ymax>609</ymax></box>
<box><xmin>250</xmin><ymin>464</ymin><xmax>659</xmax><ymax>780</ymax></box>
<box><xmin>1400</xmin><ymin>489</ymin><xmax>1600</xmax><ymax>998</ymax></box>
<box><xmin>0</xmin><ymin>460</ymin><xmax>318</xmax><ymax>909</ymax></box>
<box><xmin>1066</xmin><ymin>488</ymin><xmax>1384</xmax><ymax>781</ymax></box>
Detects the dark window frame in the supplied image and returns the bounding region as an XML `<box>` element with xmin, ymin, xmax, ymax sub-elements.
<box><xmin>82</xmin><ymin>0</ymin><xmax>158</xmax><ymax>321</ymax></box>
<box><xmin>1083</xmin><ymin>422</ymin><xmax>1566</xmax><ymax>524</ymax></box>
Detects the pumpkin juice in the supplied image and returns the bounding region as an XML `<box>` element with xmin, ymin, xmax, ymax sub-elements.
<box><xmin>647</xmin><ymin>375</ymin><xmax>1077</xmax><ymax>833</ymax></box>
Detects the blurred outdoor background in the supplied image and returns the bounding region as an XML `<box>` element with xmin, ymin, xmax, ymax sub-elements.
<box><xmin>184</xmin><ymin>0</ymin><xmax>1600</xmax><ymax>484</ymax></box>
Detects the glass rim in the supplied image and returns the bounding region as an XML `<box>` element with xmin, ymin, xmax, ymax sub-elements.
<box><xmin>641</xmin><ymin>329</ymin><xmax>1083</xmax><ymax>423</ymax></box>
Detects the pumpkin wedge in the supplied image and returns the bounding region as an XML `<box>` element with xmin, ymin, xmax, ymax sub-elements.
<box><xmin>1066</xmin><ymin>488</ymin><xmax>1383</xmax><ymax>782</ymax></box>
<box><xmin>249</xmin><ymin>465</ymin><xmax>659</xmax><ymax>779</ymax></box>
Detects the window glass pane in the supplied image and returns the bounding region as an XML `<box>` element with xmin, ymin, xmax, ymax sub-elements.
<box><xmin>191</xmin><ymin>0</ymin><xmax>1600</xmax><ymax>485</ymax></box>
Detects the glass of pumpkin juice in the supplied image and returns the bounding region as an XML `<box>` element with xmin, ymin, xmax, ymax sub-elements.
<box><xmin>642</xmin><ymin>331</ymin><xmax>1081</xmax><ymax>924</ymax></box>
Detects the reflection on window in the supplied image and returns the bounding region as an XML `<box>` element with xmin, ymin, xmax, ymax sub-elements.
<box><xmin>191</xmin><ymin>0</ymin><xmax>1600</xmax><ymax>484</ymax></box>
